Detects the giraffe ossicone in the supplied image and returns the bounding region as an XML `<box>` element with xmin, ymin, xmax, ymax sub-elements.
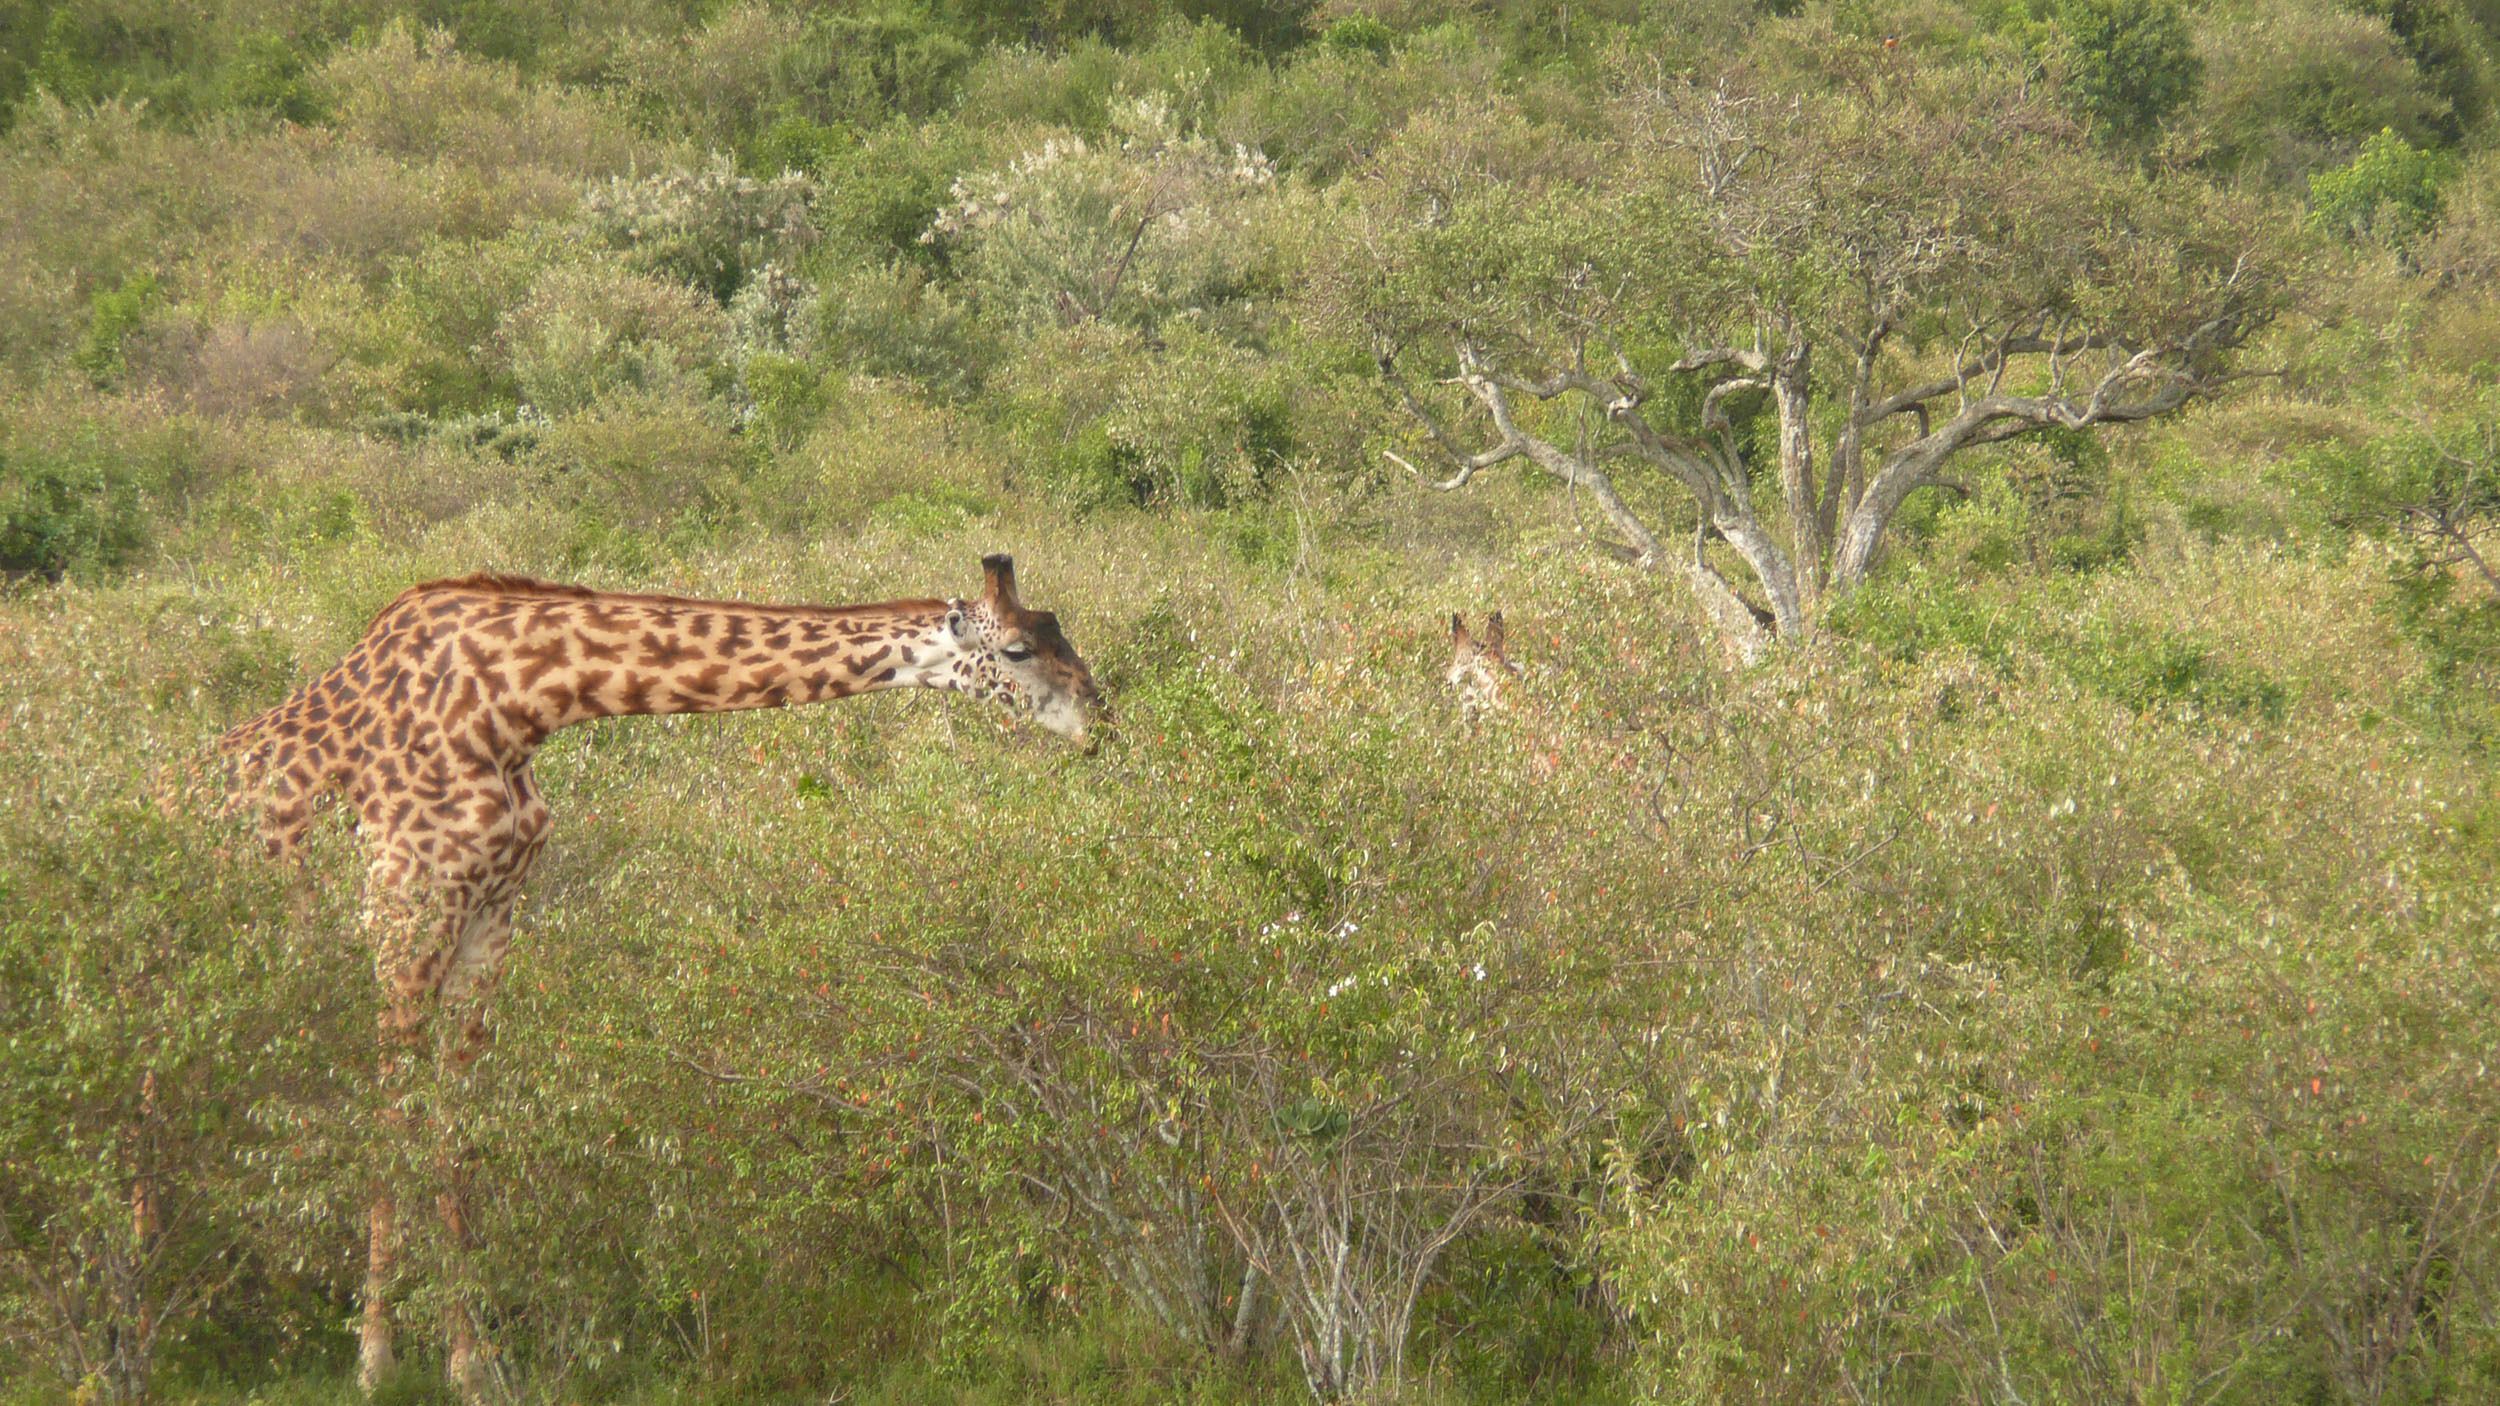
<box><xmin>216</xmin><ymin>554</ymin><xmax>1099</xmax><ymax>1402</ymax></box>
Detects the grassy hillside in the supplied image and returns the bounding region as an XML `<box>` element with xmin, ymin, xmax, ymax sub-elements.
<box><xmin>2</xmin><ymin>2</ymin><xmax>2497</xmax><ymax>1403</ymax></box>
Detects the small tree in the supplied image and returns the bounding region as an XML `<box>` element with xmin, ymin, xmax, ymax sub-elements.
<box><xmin>1336</xmin><ymin>45</ymin><xmax>2296</xmax><ymax>660</ymax></box>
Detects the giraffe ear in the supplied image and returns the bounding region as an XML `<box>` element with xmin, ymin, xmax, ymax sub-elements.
<box><xmin>1484</xmin><ymin>611</ymin><xmax>1506</xmax><ymax>653</ymax></box>
<box><xmin>945</xmin><ymin>601</ymin><xmax>968</xmax><ymax>637</ymax></box>
<box><xmin>1450</xmin><ymin>613</ymin><xmax>1471</xmax><ymax>646</ymax></box>
<box><xmin>981</xmin><ymin>554</ymin><xmax>1020</xmax><ymax>609</ymax></box>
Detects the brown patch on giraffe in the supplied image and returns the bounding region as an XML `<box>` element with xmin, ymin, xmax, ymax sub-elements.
<box><xmin>638</xmin><ymin>632</ymin><xmax>701</xmax><ymax>669</ymax></box>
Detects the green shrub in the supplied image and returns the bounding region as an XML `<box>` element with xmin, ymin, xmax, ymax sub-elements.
<box><xmin>800</xmin><ymin>260</ymin><xmax>988</xmax><ymax>398</ymax></box>
<box><xmin>2195</xmin><ymin>0</ymin><xmax>2447</xmax><ymax>181</ymax></box>
<box><xmin>613</xmin><ymin>3</ymin><xmax>973</xmax><ymax>152</ymax></box>
<box><xmin>813</xmin><ymin>118</ymin><xmax>989</xmax><ymax>266</ymax></box>
<box><xmin>2070</xmin><ymin>625</ymin><xmax>2290</xmax><ymax>721</ymax></box>
<box><xmin>2015</xmin><ymin>0</ymin><xmax>2202</xmax><ymax>140</ymax></box>
<box><xmin>1318</xmin><ymin>15</ymin><xmax>1394</xmax><ymax>55</ymax></box>
<box><xmin>503</xmin><ymin>263</ymin><xmax>731</xmax><ymax>415</ymax></box>
<box><xmin>924</xmin><ymin>93</ymin><xmax>1278</xmax><ymax>336</ymax></box>
<box><xmin>216</xmin><ymin>30</ymin><xmax>323</xmax><ymax>123</ymax></box>
<box><xmin>530</xmin><ymin>391</ymin><xmax>751</xmax><ymax>538</ymax></box>
<box><xmin>71</xmin><ymin>272</ymin><xmax>160</xmax><ymax>388</ymax></box>
<box><xmin>314</xmin><ymin>22</ymin><xmax>642</xmax><ymax>177</ymax></box>
<box><xmin>577</xmin><ymin>156</ymin><xmax>818</xmax><ymax>304</ymax></box>
<box><xmin>0</xmin><ymin>591</ymin><xmax>362</xmax><ymax>1404</ymax></box>
<box><xmin>2309</xmin><ymin>126</ymin><xmax>2459</xmax><ymax>244</ymax></box>
<box><xmin>736</xmin><ymin>350</ymin><xmax>827</xmax><ymax>446</ymax></box>
<box><xmin>1002</xmin><ymin>323</ymin><xmax>1295</xmax><ymax>510</ymax></box>
<box><xmin>0</xmin><ymin>415</ymin><xmax>195</xmax><ymax>580</ymax></box>
<box><xmin>747</xmin><ymin>379</ymin><xmax>1001</xmax><ymax>533</ymax></box>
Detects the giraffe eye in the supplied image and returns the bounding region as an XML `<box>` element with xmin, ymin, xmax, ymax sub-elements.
<box><xmin>1002</xmin><ymin>644</ymin><xmax>1034</xmax><ymax>662</ymax></box>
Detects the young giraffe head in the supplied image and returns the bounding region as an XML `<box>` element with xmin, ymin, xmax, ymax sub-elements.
<box><xmin>1446</xmin><ymin>611</ymin><xmax>1519</xmax><ymax>718</ymax></box>
<box><xmin>944</xmin><ymin>554</ymin><xmax>1104</xmax><ymax>745</ymax></box>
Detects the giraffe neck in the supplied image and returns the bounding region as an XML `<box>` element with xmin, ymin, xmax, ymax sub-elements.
<box><xmin>515</xmin><ymin>595</ymin><xmax>961</xmax><ymax>734</ymax></box>
<box><xmin>218</xmin><ymin>581</ymin><xmax>979</xmax><ymax>859</ymax></box>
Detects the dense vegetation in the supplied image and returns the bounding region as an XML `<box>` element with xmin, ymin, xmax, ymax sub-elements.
<box><xmin>3</xmin><ymin>0</ymin><xmax>2497</xmax><ymax>1401</ymax></box>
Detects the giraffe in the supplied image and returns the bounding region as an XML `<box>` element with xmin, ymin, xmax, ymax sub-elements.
<box><xmin>1445</xmin><ymin>612</ymin><xmax>1519</xmax><ymax>721</ymax></box>
<box><xmin>216</xmin><ymin>554</ymin><xmax>1099</xmax><ymax>1400</ymax></box>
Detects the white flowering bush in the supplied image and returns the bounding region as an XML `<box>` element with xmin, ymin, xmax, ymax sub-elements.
<box><xmin>923</xmin><ymin>94</ymin><xmax>1278</xmax><ymax>334</ymax></box>
<box><xmin>579</xmin><ymin>155</ymin><xmax>818</xmax><ymax>302</ymax></box>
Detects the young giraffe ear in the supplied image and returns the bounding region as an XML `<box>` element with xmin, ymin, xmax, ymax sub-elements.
<box><xmin>945</xmin><ymin>601</ymin><xmax>969</xmax><ymax>638</ymax></box>
<box><xmin>1484</xmin><ymin>611</ymin><xmax>1506</xmax><ymax>654</ymax></box>
<box><xmin>981</xmin><ymin>554</ymin><xmax>1020</xmax><ymax>610</ymax></box>
<box><xmin>1450</xmin><ymin>613</ymin><xmax>1471</xmax><ymax>647</ymax></box>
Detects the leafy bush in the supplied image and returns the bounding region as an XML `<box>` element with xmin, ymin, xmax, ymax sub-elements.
<box><xmin>364</xmin><ymin>228</ymin><xmax>569</xmax><ymax>415</ymax></box>
<box><xmin>2069</xmin><ymin>625</ymin><xmax>2290</xmax><ymax>720</ymax></box>
<box><xmin>313</xmin><ymin>22</ymin><xmax>642</xmax><ymax>178</ymax></box>
<box><xmin>812</xmin><ymin>117</ymin><xmax>990</xmax><ymax>265</ymax></box>
<box><xmin>747</xmin><ymin>379</ymin><xmax>1000</xmax><ymax>532</ymax></box>
<box><xmin>924</xmin><ymin>94</ymin><xmax>1278</xmax><ymax>335</ymax></box>
<box><xmin>799</xmin><ymin>259</ymin><xmax>988</xmax><ymax>396</ymax></box>
<box><xmin>2309</xmin><ymin>126</ymin><xmax>2459</xmax><ymax>244</ymax></box>
<box><xmin>502</xmin><ymin>263</ymin><xmax>731</xmax><ymax>415</ymax></box>
<box><xmin>0</xmin><ymin>591</ymin><xmax>360</xmax><ymax>1404</ymax></box>
<box><xmin>0</xmin><ymin>413</ymin><xmax>195</xmax><ymax>579</ymax></box>
<box><xmin>1000</xmin><ymin>321</ymin><xmax>1295</xmax><ymax>510</ymax></box>
<box><xmin>578</xmin><ymin>156</ymin><xmax>818</xmax><ymax>303</ymax></box>
<box><xmin>72</xmin><ymin>272</ymin><xmax>160</xmax><ymax>388</ymax></box>
<box><xmin>1318</xmin><ymin>16</ymin><xmax>1394</xmax><ymax>56</ymax></box>
<box><xmin>612</xmin><ymin>2</ymin><xmax>974</xmax><ymax>152</ymax></box>
<box><xmin>529</xmin><ymin>391</ymin><xmax>750</xmax><ymax>539</ymax></box>
<box><xmin>2014</xmin><ymin>0</ymin><xmax>2202</xmax><ymax>140</ymax></box>
<box><xmin>2195</xmin><ymin>0</ymin><xmax>2447</xmax><ymax>181</ymax></box>
<box><xmin>216</xmin><ymin>30</ymin><xmax>323</xmax><ymax>124</ymax></box>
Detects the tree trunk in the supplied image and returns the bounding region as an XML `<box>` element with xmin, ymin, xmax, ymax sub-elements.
<box><xmin>1772</xmin><ymin>343</ymin><xmax>1825</xmax><ymax>608</ymax></box>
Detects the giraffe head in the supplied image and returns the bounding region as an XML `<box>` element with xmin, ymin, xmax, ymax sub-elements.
<box><xmin>1446</xmin><ymin>611</ymin><xmax>1518</xmax><ymax>718</ymax></box>
<box><xmin>943</xmin><ymin>554</ymin><xmax>1103</xmax><ymax>746</ymax></box>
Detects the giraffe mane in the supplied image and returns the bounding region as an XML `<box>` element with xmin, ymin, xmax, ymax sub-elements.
<box><xmin>384</xmin><ymin>573</ymin><xmax>947</xmax><ymax>619</ymax></box>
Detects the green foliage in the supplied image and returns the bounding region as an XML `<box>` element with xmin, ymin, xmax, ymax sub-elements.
<box><xmin>503</xmin><ymin>263</ymin><xmax>731</xmax><ymax>415</ymax></box>
<box><xmin>2310</xmin><ymin>126</ymin><xmax>2460</xmax><ymax>243</ymax></box>
<box><xmin>1002</xmin><ymin>324</ymin><xmax>1295</xmax><ymax>510</ymax></box>
<box><xmin>2195</xmin><ymin>0</ymin><xmax>2450</xmax><ymax>181</ymax></box>
<box><xmin>579</xmin><ymin>157</ymin><xmax>817</xmax><ymax>305</ymax></box>
<box><xmin>924</xmin><ymin>94</ymin><xmax>1279</xmax><ymax>337</ymax></box>
<box><xmin>812</xmin><ymin>119</ymin><xmax>989</xmax><ymax>266</ymax></box>
<box><xmin>1317</xmin><ymin>15</ymin><xmax>1394</xmax><ymax>55</ymax></box>
<box><xmin>0</xmin><ymin>591</ymin><xmax>360</xmax><ymax>1402</ymax></box>
<box><xmin>613</xmin><ymin>3</ymin><xmax>975</xmax><ymax>157</ymax></box>
<box><xmin>2013</xmin><ymin>0</ymin><xmax>2204</xmax><ymax>140</ymax></box>
<box><xmin>2069</xmin><ymin>624</ymin><xmax>2290</xmax><ymax>720</ymax></box>
<box><xmin>2348</xmin><ymin>0</ymin><xmax>2500</xmax><ymax>136</ymax></box>
<box><xmin>71</xmin><ymin>272</ymin><xmax>159</xmax><ymax>388</ymax></box>
<box><xmin>2282</xmin><ymin>400</ymin><xmax>2500</xmax><ymax>690</ymax></box>
<box><xmin>0</xmin><ymin>413</ymin><xmax>191</xmax><ymax>579</ymax></box>
<box><xmin>216</xmin><ymin>30</ymin><xmax>323</xmax><ymax>124</ymax></box>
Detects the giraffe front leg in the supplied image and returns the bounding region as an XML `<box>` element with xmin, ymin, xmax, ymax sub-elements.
<box><xmin>433</xmin><ymin>893</ymin><xmax>519</xmax><ymax>1405</ymax></box>
<box><xmin>360</xmin><ymin>883</ymin><xmax>447</xmax><ymax>1394</ymax></box>
<box><xmin>358</xmin><ymin>818</ymin><xmax>485</xmax><ymax>1399</ymax></box>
